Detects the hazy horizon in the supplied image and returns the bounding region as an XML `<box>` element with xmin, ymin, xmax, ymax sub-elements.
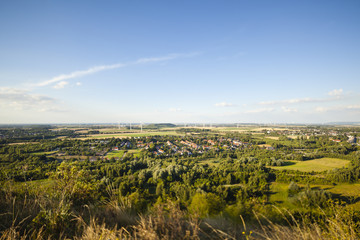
<box><xmin>1</xmin><ymin>1</ymin><xmax>360</xmax><ymax>124</ymax></box>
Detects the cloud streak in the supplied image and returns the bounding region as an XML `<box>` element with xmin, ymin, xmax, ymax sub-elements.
<box><xmin>169</xmin><ymin>107</ymin><xmax>182</xmax><ymax>112</ymax></box>
<box><xmin>281</xmin><ymin>106</ymin><xmax>298</xmax><ymax>113</ymax></box>
<box><xmin>53</xmin><ymin>81</ymin><xmax>69</xmax><ymax>89</ymax></box>
<box><xmin>259</xmin><ymin>97</ymin><xmax>323</xmax><ymax>105</ymax></box>
<box><xmin>245</xmin><ymin>108</ymin><xmax>274</xmax><ymax>113</ymax></box>
<box><xmin>36</xmin><ymin>53</ymin><xmax>198</xmax><ymax>88</ymax></box>
<box><xmin>315</xmin><ymin>104</ymin><xmax>360</xmax><ymax>113</ymax></box>
<box><xmin>215</xmin><ymin>102</ymin><xmax>235</xmax><ymax>107</ymax></box>
<box><xmin>328</xmin><ymin>88</ymin><xmax>343</xmax><ymax>97</ymax></box>
<box><xmin>259</xmin><ymin>89</ymin><xmax>345</xmax><ymax>106</ymax></box>
<box><xmin>37</xmin><ymin>63</ymin><xmax>127</xmax><ymax>87</ymax></box>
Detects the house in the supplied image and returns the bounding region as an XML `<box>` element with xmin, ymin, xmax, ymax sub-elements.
<box><xmin>348</xmin><ymin>136</ymin><xmax>357</xmax><ymax>144</ymax></box>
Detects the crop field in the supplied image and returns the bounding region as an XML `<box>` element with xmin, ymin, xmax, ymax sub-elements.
<box><xmin>215</xmin><ymin>127</ymin><xmax>250</xmax><ymax>132</ymax></box>
<box><xmin>270</xmin><ymin>158</ymin><xmax>350</xmax><ymax>172</ymax></box>
<box><xmin>266</xmin><ymin>136</ymin><xmax>280</xmax><ymax>140</ymax></box>
<box><xmin>86</xmin><ymin>131</ymin><xmax>183</xmax><ymax>139</ymax></box>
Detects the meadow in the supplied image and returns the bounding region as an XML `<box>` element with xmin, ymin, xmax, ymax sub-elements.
<box><xmin>270</xmin><ymin>158</ymin><xmax>350</xmax><ymax>172</ymax></box>
<box><xmin>269</xmin><ymin>182</ymin><xmax>360</xmax><ymax>209</ymax></box>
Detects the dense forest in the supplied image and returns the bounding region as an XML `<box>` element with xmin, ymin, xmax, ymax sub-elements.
<box><xmin>1</xmin><ymin>125</ymin><xmax>360</xmax><ymax>239</ymax></box>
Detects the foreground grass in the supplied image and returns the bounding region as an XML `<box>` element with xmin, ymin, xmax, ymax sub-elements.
<box><xmin>270</xmin><ymin>158</ymin><xmax>349</xmax><ymax>172</ymax></box>
<box><xmin>1</xmin><ymin>180</ymin><xmax>360</xmax><ymax>240</ymax></box>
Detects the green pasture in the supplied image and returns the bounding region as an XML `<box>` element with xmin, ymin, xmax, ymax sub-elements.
<box><xmin>31</xmin><ymin>151</ymin><xmax>58</xmax><ymax>155</ymax></box>
<box><xmin>270</xmin><ymin>158</ymin><xmax>349</xmax><ymax>172</ymax></box>
<box><xmin>106</xmin><ymin>150</ymin><xmax>126</xmax><ymax>158</ymax></box>
<box><xmin>106</xmin><ymin>149</ymin><xmax>141</xmax><ymax>159</ymax></box>
<box><xmin>269</xmin><ymin>182</ymin><xmax>292</xmax><ymax>207</ymax></box>
<box><xmin>197</xmin><ymin>158</ymin><xmax>220</xmax><ymax>167</ymax></box>
<box><xmin>269</xmin><ymin>182</ymin><xmax>360</xmax><ymax>208</ymax></box>
<box><xmin>127</xmin><ymin>149</ymin><xmax>142</xmax><ymax>157</ymax></box>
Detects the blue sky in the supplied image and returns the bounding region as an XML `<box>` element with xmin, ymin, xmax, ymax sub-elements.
<box><xmin>0</xmin><ymin>0</ymin><xmax>359</xmax><ymax>124</ymax></box>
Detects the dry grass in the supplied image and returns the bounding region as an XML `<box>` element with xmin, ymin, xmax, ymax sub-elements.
<box><xmin>74</xmin><ymin>218</ymin><xmax>131</xmax><ymax>240</ymax></box>
<box><xmin>133</xmin><ymin>202</ymin><xmax>201</xmax><ymax>240</ymax></box>
<box><xmin>1</xmin><ymin>180</ymin><xmax>359</xmax><ymax>240</ymax></box>
<box><xmin>252</xmin><ymin>206</ymin><xmax>359</xmax><ymax>240</ymax></box>
<box><xmin>270</xmin><ymin>158</ymin><xmax>349</xmax><ymax>172</ymax></box>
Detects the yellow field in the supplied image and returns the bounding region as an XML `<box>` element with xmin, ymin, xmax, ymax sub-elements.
<box><xmin>266</xmin><ymin>136</ymin><xmax>280</xmax><ymax>140</ymax></box>
<box><xmin>270</xmin><ymin>158</ymin><xmax>350</xmax><ymax>172</ymax></box>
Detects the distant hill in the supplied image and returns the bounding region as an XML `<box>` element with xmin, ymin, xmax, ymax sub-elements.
<box><xmin>326</xmin><ymin>122</ymin><xmax>360</xmax><ymax>126</ymax></box>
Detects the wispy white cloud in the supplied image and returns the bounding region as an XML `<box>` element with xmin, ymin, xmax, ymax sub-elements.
<box><xmin>36</xmin><ymin>53</ymin><xmax>199</xmax><ymax>88</ymax></box>
<box><xmin>76</xmin><ymin>82</ymin><xmax>82</xmax><ymax>86</ymax></box>
<box><xmin>315</xmin><ymin>107</ymin><xmax>328</xmax><ymax>113</ymax></box>
<box><xmin>215</xmin><ymin>102</ymin><xmax>235</xmax><ymax>107</ymax></box>
<box><xmin>259</xmin><ymin>97</ymin><xmax>321</xmax><ymax>105</ymax></box>
<box><xmin>315</xmin><ymin>104</ymin><xmax>360</xmax><ymax>113</ymax></box>
<box><xmin>245</xmin><ymin>108</ymin><xmax>274</xmax><ymax>113</ymax></box>
<box><xmin>169</xmin><ymin>107</ymin><xmax>182</xmax><ymax>112</ymax></box>
<box><xmin>281</xmin><ymin>106</ymin><xmax>298</xmax><ymax>113</ymax></box>
<box><xmin>37</xmin><ymin>63</ymin><xmax>126</xmax><ymax>87</ymax></box>
<box><xmin>53</xmin><ymin>81</ymin><xmax>69</xmax><ymax>89</ymax></box>
<box><xmin>0</xmin><ymin>87</ymin><xmax>64</xmax><ymax>112</ymax></box>
<box><xmin>328</xmin><ymin>88</ymin><xmax>343</xmax><ymax>97</ymax></box>
<box><xmin>259</xmin><ymin>89</ymin><xmax>347</xmax><ymax>106</ymax></box>
<box><xmin>346</xmin><ymin>105</ymin><xmax>360</xmax><ymax>110</ymax></box>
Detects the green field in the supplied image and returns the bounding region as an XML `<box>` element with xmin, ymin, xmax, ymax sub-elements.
<box><xmin>270</xmin><ymin>158</ymin><xmax>349</xmax><ymax>172</ymax></box>
<box><xmin>106</xmin><ymin>149</ymin><xmax>142</xmax><ymax>159</ymax></box>
<box><xmin>269</xmin><ymin>182</ymin><xmax>292</xmax><ymax>207</ymax></box>
<box><xmin>30</xmin><ymin>151</ymin><xmax>58</xmax><ymax>155</ymax></box>
<box><xmin>269</xmin><ymin>182</ymin><xmax>360</xmax><ymax>208</ymax></box>
<box><xmin>197</xmin><ymin>158</ymin><xmax>220</xmax><ymax>167</ymax></box>
<box><xmin>106</xmin><ymin>150</ymin><xmax>126</xmax><ymax>158</ymax></box>
<box><xmin>127</xmin><ymin>149</ymin><xmax>142</xmax><ymax>158</ymax></box>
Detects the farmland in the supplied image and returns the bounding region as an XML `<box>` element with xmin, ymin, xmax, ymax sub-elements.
<box><xmin>86</xmin><ymin>131</ymin><xmax>183</xmax><ymax>139</ymax></box>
